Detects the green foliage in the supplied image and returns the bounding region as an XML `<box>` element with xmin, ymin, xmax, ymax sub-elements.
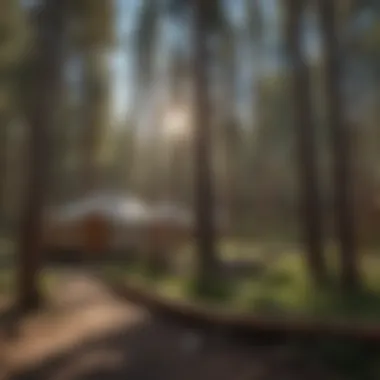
<box><xmin>246</xmin><ymin>0</ymin><xmax>263</xmax><ymax>44</ymax></box>
<box><xmin>167</xmin><ymin>0</ymin><xmax>224</xmax><ymax>34</ymax></box>
<box><xmin>105</xmin><ymin>242</ymin><xmax>380</xmax><ymax>322</ymax></box>
<box><xmin>134</xmin><ymin>0</ymin><xmax>159</xmax><ymax>91</ymax></box>
<box><xmin>69</xmin><ymin>0</ymin><xmax>115</xmax><ymax>48</ymax></box>
<box><xmin>0</xmin><ymin>0</ymin><xmax>30</xmax><ymax>114</ymax></box>
<box><xmin>0</xmin><ymin>0</ymin><xmax>29</xmax><ymax>73</ymax></box>
<box><xmin>185</xmin><ymin>275</ymin><xmax>234</xmax><ymax>303</ymax></box>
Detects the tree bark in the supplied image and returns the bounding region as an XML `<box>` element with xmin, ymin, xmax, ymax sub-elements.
<box><xmin>285</xmin><ymin>0</ymin><xmax>327</xmax><ymax>286</ymax></box>
<box><xmin>192</xmin><ymin>0</ymin><xmax>218</xmax><ymax>290</ymax></box>
<box><xmin>317</xmin><ymin>0</ymin><xmax>360</xmax><ymax>291</ymax></box>
<box><xmin>0</xmin><ymin>114</ymin><xmax>9</xmax><ymax>227</ymax></box>
<box><xmin>81</xmin><ymin>48</ymin><xmax>110</xmax><ymax>194</ymax></box>
<box><xmin>17</xmin><ymin>0</ymin><xmax>65</xmax><ymax>312</ymax></box>
<box><xmin>221</xmin><ymin>24</ymin><xmax>239</xmax><ymax>233</ymax></box>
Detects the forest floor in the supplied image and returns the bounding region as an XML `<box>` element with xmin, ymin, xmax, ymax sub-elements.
<box><xmin>1</xmin><ymin>237</ymin><xmax>380</xmax><ymax>321</ymax></box>
<box><xmin>0</xmin><ymin>270</ymin><xmax>375</xmax><ymax>380</ymax></box>
<box><xmin>0</xmin><ymin>238</ymin><xmax>379</xmax><ymax>379</ymax></box>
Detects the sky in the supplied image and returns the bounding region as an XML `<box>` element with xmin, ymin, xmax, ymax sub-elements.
<box><xmin>23</xmin><ymin>0</ymin><xmax>376</xmax><ymax>128</ymax></box>
<box><xmin>110</xmin><ymin>0</ymin><xmax>321</xmax><ymax>126</ymax></box>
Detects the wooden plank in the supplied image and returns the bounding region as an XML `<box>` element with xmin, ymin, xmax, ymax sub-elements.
<box><xmin>110</xmin><ymin>282</ymin><xmax>380</xmax><ymax>343</ymax></box>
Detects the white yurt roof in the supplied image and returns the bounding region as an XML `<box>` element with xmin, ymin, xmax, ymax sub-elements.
<box><xmin>49</xmin><ymin>193</ymin><xmax>151</xmax><ymax>225</ymax></box>
<box><xmin>49</xmin><ymin>193</ymin><xmax>228</xmax><ymax>231</ymax></box>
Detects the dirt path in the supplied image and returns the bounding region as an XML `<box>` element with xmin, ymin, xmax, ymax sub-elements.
<box><xmin>0</xmin><ymin>271</ymin><xmax>342</xmax><ymax>380</ymax></box>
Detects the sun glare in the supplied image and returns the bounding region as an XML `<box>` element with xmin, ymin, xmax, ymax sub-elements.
<box><xmin>163</xmin><ymin>107</ymin><xmax>191</xmax><ymax>139</ymax></box>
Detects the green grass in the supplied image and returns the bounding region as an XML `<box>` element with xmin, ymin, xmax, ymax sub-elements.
<box><xmin>103</xmin><ymin>241</ymin><xmax>380</xmax><ymax>322</ymax></box>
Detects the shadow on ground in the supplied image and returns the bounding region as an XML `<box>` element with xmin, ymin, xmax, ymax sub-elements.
<box><xmin>7</xmin><ymin>318</ymin><xmax>342</xmax><ymax>380</ymax></box>
<box><xmin>0</xmin><ymin>271</ymin><xmax>353</xmax><ymax>380</ymax></box>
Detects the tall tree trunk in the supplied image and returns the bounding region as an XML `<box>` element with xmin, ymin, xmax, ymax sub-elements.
<box><xmin>220</xmin><ymin>22</ymin><xmax>239</xmax><ymax>232</ymax></box>
<box><xmin>168</xmin><ymin>137</ymin><xmax>186</xmax><ymax>203</ymax></box>
<box><xmin>317</xmin><ymin>0</ymin><xmax>360</xmax><ymax>291</ymax></box>
<box><xmin>77</xmin><ymin>0</ymin><xmax>114</xmax><ymax>194</ymax></box>
<box><xmin>246</xmin><ymin>0</ymin><xmax>267</xmax><ymax>228</ymax></box>
<box><xmin>193</xmin><ymin>0</ymin><xmax>218</xmax><ymax>290</ymax></box>
<box><xmin>285</xmin><ymin>0</ymin><xmax>327</xmax><ymax>286</ymax></box>
<box><xmin>17</xmin><ymin>0</ymin><xmax>65</xmax><ymax>312</ymax></box>
<box><xmin>0</xmin><ymin>113</ymin><xmax>9</xmax><ymax>226</ymax></box>
<box><xmin>167</xmin><ymin>51</ymin><xmax>193</xmax><ymax>206</ymax></box>
<box><xmin>126</xmin><ymin>0</ymin><xmax>159</xmax><ymax>193</ymax></box>
<box><xmin>82</xmin><ymin>48</ymin><xmax>110</xmax><ymax>193</ymax></box>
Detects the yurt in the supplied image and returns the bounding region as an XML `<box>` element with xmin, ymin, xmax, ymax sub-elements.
<box><xmin>43</xmin><ymin>193</ymin><xmax>151</xmax><ymax>263</ymax></box>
